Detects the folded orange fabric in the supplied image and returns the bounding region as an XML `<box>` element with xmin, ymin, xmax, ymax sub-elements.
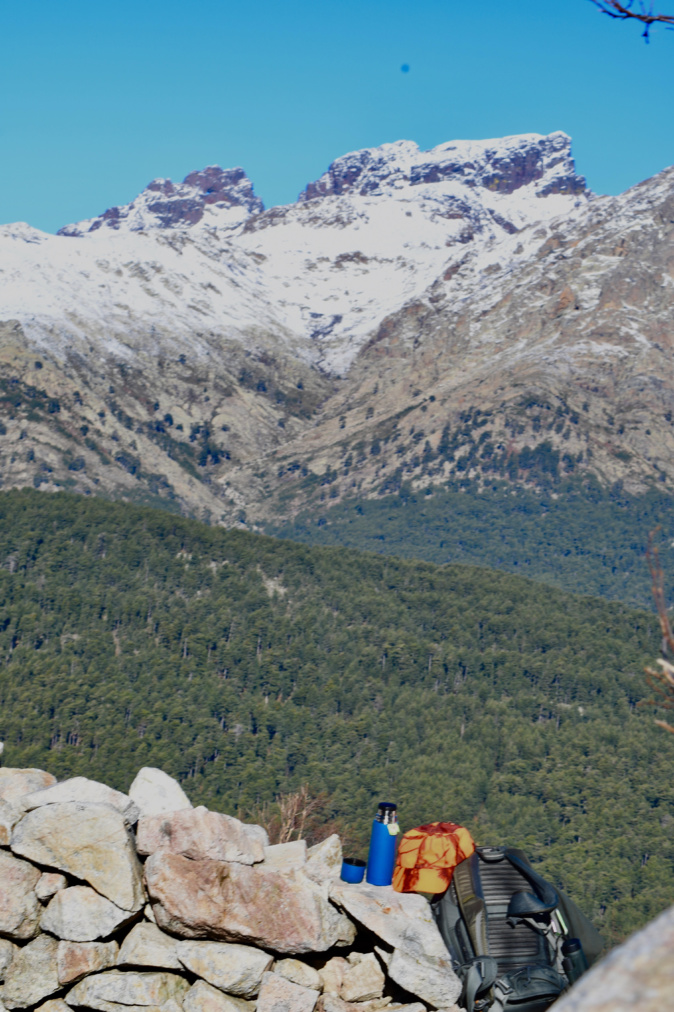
<box><xmin>392</xmin><ymin>820</ymin><xmax>476</xmax><ymax>894</ymax></box>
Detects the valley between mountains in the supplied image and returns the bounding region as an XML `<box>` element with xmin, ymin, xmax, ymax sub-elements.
<box><xmin>2</xmin><ymin>131</ymin><xmax>674</xmax><ymax>601</ymax></box>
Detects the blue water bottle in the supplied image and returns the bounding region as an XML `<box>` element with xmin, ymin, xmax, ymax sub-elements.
<box><xmin>366</xmin><ymin>801</ymin><xmax>399</xmax><ymax>886</ymax></box>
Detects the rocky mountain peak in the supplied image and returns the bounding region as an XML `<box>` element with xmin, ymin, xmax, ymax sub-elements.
<box><xmin>298</xmin><ymin>131</ymin><xmax>587</xmax><ymax>203</ymax></box>
<box><xmin>58</xmin><ymin>165</ymin><xmax>264</xmax><ymax>237</ymax></box>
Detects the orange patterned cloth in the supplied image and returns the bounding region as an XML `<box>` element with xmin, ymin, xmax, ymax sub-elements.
<box><xmin>392</xmin><ymin>821</ymin><xmax>476</xmax><ymax>894</ymax></box>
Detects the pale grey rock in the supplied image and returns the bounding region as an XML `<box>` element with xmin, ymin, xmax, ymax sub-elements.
<box><xmin>35</xmin><ymin>872</ymin><xmax>67</xmax><ymax>902</ymax></box>
<box><xmin>183</xmin><ymin>980</ymin><xmax>253</xmax><ymax>1012</ymax></box>
<box><xmin>388</xmin><ymin>1005</ymin><xmax>428</xmax><ymax>1012</ymax></box>
<box><xmin>40</xmin><ymin>885</ymin><xmax>137</xmax><ymax>941</ymax></box>
<box><xmin>0</xmin><ymin>850</ymin><xmax>41</xmax><ymax>940</ymax></box>
<box><xmin>256</xmin><ymin>971</ymin><xmax>319</xmax><ymax>1012</ymax></box>
<box><xmin>0</xmin><ymin>939</ymin><xmax>18</xmax><ymax>981</ymax></box>
<box><xmin>354</xmin><ymin>1000</ymin><xmax>392</xmax><ymax>1012</ymax></box>
<box><xmin>118</xmin><ymin>922</ymin><xmax>181</xmax><ymax>970</ymax></box>
<box><xmin>57</xmin><ymin>940</ymin><xmax>119</xmax><ymax>985</ymax></box>
<box><xmin>128</xmin><ymin>768</ymin><xmax>192</xmax><ymax>819</ymax></box>
<box><xmin>329</xmin><ymin>882</ymin><xmax>449</xmax><ymax>960</ymax></box>
<box><xmin>304</xmin><ymin>836</ymin><xmax>342</xmax><ymax>885</ymax></box>
<box><xmin>241</xmin><ymin>824</ymin><xmax>269</xmax><ymax>849</ymax></box>
<box><xmin>35</xmin><ymin>1000</ymin><xmax>72</xmax><ymax>1012</ymax></box>
<box><xmin>0</xmin><ymin>801</ymin><xmax>21</xmax><ymax>848</ymax></box>
<box><xmin>136</xmin><ymin>807</ymin><xmax>263</xmax><ymax>864</ymax></box>
<box><xmin>317</xmin><ymin>958</ymin><xmax>349</xmax><ymax>998</ymax></box>
<box><xmin>263</xmin><ymin>841</ymin><xmax>307</xmax><ymax>872</ymax></box>
<box><xmin>176</xmin><ymin>940</ymin><xmax>272</xmax><ymax>998</ymax></box>
<box><xmin>550</xmin><ymin>901</ymin><xmax>674</xmax><ymax>1011</ymax></box>
<box><xmin>274</xmin><ymin>960</ymin><xmax>321</xmax><ymax>992</ymax></box>
<box><xmin>145</xmin><ymin>852</ymin><xmax>354</xmax><ymax>954</ymax></box>
<box><xmin>0</xmin><ymin>769</ymin><xmax>56</xmax><ymax>806</ymax></box>
<box><xmin>2</xmin><ymin>934</ymin><xmax>59</xmax><ymax>1009</ymax></box>
<box><xmin>65</xmin><ymin>969</ymin><xmax>190</xmax><ymax>1012</ymax></box>
<box><xmin>11</xmin><ymin>802</ymin><xmax>144</xmax><ymax>911</ymax></box>
<box><xmin>385</xmin><ymin>948</ymin><xmax>462</xmax><ymax>1008</ymax></box>
<box><xmin>22</xmin><ymin>777</ymin><xmax>139</xmax><ymax>827</ymax></box>
<box><xmin>339</xmin><ymin>955</ymin><xmax>384</xmax><ymax>1003</ymax></box>
<box><xmin>144</xmin><ymin>903</ymin><xmax>157</xmax><ymax>924</ymax></box>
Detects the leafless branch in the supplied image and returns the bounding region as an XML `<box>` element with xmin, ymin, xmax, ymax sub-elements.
<box><xmin>589</xmin><ymin>1</ymin><xmax>674</xmax><ymax>39</ymax></box>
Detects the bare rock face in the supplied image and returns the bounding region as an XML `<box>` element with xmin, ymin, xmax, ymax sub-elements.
<box><xmin>304</xmin><ymin>836</ymin><xmax>342</xmax><ymax>885</ymax></box>
<box><xmin>136</xmin><ymin>807</ymin><xmax>263</xmax><ymax>864</ymax></box>
<box><xmin>11</xmin><ymin>802</ymin><xmax>144</xmax><ymax>911</ymax></box>
<box><xmin>263</xmin><ymin>842</ymin><xmax>307</xmax><ymax>873</ymax></box>
<box><xmin>22</xmin><ymin>778</ymin><xmax>139</xmax><ymax>827</ymax></box>
<box><xmin>57</xmin><ymin>940</ymin><xmax>119</xmax><ymax>986</ymax></box>
<box><xmin>0</xmin><ymin>850</ymin><xmax>41</xmax><ymax>940</ymax></box>
<box><xmin>550</xmin><ymin>901</ymin><xmax>674</xmax><ymax>1011</ymax></box>
<box><xmin>0</xmin><ymin>769</ymin><xmax>56</xmax><ymax>806</ymax></box>
<box><xmin>34</xmin><ymin>1001</ymin><xmax>72</xmax><ymax>1012</ymax></box>
<box><xmin>183</xmin><ymin>980</ymin><xmax>254</xmax><ymax>1012</ymax></box>
<box><xmin>128</xmin><ymin>769</ymin><xmax>192</xmax><ymax>819</ymax></box>
<box><xmin>65</xmin><ymin>969</ymin><xmax>190</xmax><ymax>1012</ymax></box>
<box><xmin>35</xmin><ymin>872</ymin><xmax>68</xmax><ymax>903</ymax></box>
<box><xmin>339</xmin><ymin>955</ymin><xmax>384</xmax><ymax>1004</ymax></box>
<box><xmin>40</xmin><ymin>885</ymin><xmax>137</xmax><ymax>941</ymax></box>
<box><xmin>145</xmin><ymin>852</ymin><xmax>354</xmax><ymax>954</ymax></box>
<box><xmin>2</xmin><ymin>934</ymin><xmax>60</xmax><ymax>1009</ymax></box>
<box><xmin>256</xmin><ymin>972</ymin><xmax>319</xmax><ymax>1012</ymax></box>
<box><xmin>274</xmin><ymin>960</ymin><xmax>322</xmax><ymax>992</ymax></box>
<box><xmin>241</xmin><ymin>824</ymin><xmax>269</xmax><ymax>849</ymax></box>
<box><xmin>0</xmin><ymin>939</ymin><xmax>18</xmax><ymax>980</ymax></box>
<box><xmin>117</xmin><ymin>922</ymin><xmax>182</xmax><ymax>970</ymax></box>
<box><xmin>380</xmin><ymin>948</ymin><xmax>461</xmax><ymax>1009</ymax></box>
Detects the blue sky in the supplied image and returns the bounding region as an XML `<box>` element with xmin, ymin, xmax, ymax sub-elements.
<box><xmin>1</xmin><ymin>0</ymin><xmax>673</xmax><ymax>233</ymax></box>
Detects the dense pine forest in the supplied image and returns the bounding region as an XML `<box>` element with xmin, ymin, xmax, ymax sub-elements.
<box><xmin>270</xmin><ymin>478</ymin><xmax>674</xmax><ymax>608</ymax></box>
<box><xmin>0</xmin><ymin>490</ymin><xmax>673</xmax><ymax>948</ymax></box>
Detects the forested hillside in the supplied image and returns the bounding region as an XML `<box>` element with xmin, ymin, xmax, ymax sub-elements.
<box><xmin>270</xmin><ymin>478</ymin><xmax>674</xmax><ymax>608</ymax></box>
<box><xmin>0</xmin><ymin>490</ymin><xmax>672</xmax><ymax>946</ymax></box>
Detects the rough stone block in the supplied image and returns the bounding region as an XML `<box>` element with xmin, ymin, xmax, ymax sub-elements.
<box><xmin>35</xmin><ymin>873</ymin><xmax>67</xmax><ymax>903</ymax></box>
<box><xmin>0</xmin><ymin>850</ymin><xmax>41</xmax><ymax>941</ymax></box>
<box><xmin>176</xmin><ymin>940</ymin><xmax>272</xmax><ymax>998</ymax></box>
<box><xmin>41</xmin><ymin>885</ymin><xmax>137</xmax><ymax>941</ymax></box>
<box><xmin>22</xmin><ymin>778</ymin><xmax>139</xmax><ymax>827</ymax></box>
<box><xmin>117</xmin><ymin>922</ymin><xmax>182</xmax><ymax>970</ymax></box>
<box><xmin>256</xmin><ymin>972</ymin><xmax>319</xmax><ymax>1012</ymax></box>
<box><xmin>128</xmin><ymin>768</ymin><xmax>192</xmax><ymax>819</ymax></box>
<box><xmin>65</xmin><ymin>969</ymin><xmax>190</xmax><ymax>1012</ymax></box>
<box><xmin>2</xmin><ymin>934</ymin><xmax>60</xmax><ymax>1009</ymax></box>
<box><xmin>183</xmin><ymin>980</ymin><xmax>253</xmax><ymax>1012</ymax></box>
<box><xmin>274</xmin><ymin>959</ymin><xmax>322</xmax><ymax>992</ymax></box>
<box><xmin>57</xmin><ymin>940</ymin><xmax>119</xmax><ymax>985</ymax></box>
<box><xmin>136</xmin><ymin>807</ymin><xmax>263</xmax><ymax>864</ymax></box>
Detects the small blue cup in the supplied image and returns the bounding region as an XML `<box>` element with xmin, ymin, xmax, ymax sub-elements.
<box><xmin>341</xmin><ymin>857</ymin><xmax>366</xmax><ymax>883</ymax></box>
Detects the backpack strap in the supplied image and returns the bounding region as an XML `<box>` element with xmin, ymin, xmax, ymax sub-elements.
<box><xmin>453</xmin><ymin>852</ymin><xmax>489</xmax><ymax>956</ymax></box>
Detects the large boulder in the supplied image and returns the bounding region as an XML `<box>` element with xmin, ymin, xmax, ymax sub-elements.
<box><xmin>22</xmin><ymin>778</ymin><xmax>139</xmax><ymax>827</ymax></box>
<box><xmin>65</xmin><ymin>970</ymin><xmax>190</xmax><ymax>1012</ymax></box>
<box><xmin>0</xmin><ymin>769</ymin><xmax>56</xmax><ymax>806</ymax></box>
<box><xmin>318</xmin><ymin>958</ymin><xmax>349</xmax><ymax>997</ymax></box>
<box><xmin>145</xmin><ymin>852</ymin><xmax>354</xmax><ymax>954</ymax></box>
<box><xmin>117</xmin><ymin>923</ymin><xmax>182</xmax><ymax>970</ymax></box>
<box><xmin>304</xmin><ymin>837</ymin><xmax>342</xmax><ymax>885</ymax></box>
<box><xmin>274</xmin><ymin>960</ymin><xmax>322</xmax><ymax>992</ymax></box>
<box><xmin>0</xmin><ymin>850</ymin><xmax>41</xmax><ymax>940</ymax></box>
<box><xmin>136</xmin><ymin>808</ymin><xmax>263</xmax><ymax>864</ymax></box>
<box><xmin>57</xmin><ymin>940</ymin><xmax>119</xmax><ymax>986</ymax></box>
<box><xmin>379</xmin><ymin>948</ymin><xmax>461</xmax><ymax>1008</ymax></box>
<box><xmin>339</xmin><ymin>956</ymin><xmax>385</xmax><ymax>1004</ymax></box>
<box><xmin>329</xmin><ymin>882</ymin><xmax>449</xmax><ymax>960</ymax></box>
<box><xmin>0</xmin><ymin>939</ymin><xmax>18</xmax><ymax>981</ymax></box>
<box><xmin>0</xmin><ymin>801</ymin><xmax>21</xmax><ymax>848</ymax></box>
<box><xmin>550</xmin><ymin>901</ymin><xmax>674</xmax><ymax>1011</ymax></box>
<box><xmin>175</xmin><ymin>940</ymin><xmax>272</xmax><ymax>998</ymax></box>
<box><xmin>11</xmin><ymin>802</ymin><xmax>144</xmax><ymax>911</ymax></box>
<box><xmin>256</xmin><ymin>972</ymin><xmax>319</xmax><ymax>1012</ymax></box>
<box><xmin>263</xmin><ymin>842</ymin><xmax>307</xmax><ymax>873</ymax></box>
<box><xmin>2</xmin><ymin>934</ymin><xmax>60</xmax><ymax>1009</ymax></box>
<box><xmin>183</xmin><ymin>980</ymin><xmax>253</xmax><ymax>1012</ymax></box>
<box><xmin>128</xmin><ymin>769</ymin><xmax>192</xmax><ymax>819</ymax></box>
<box><xmin>40</xmin><ymin>885</ymin><xmax>137</xmax><ymax>941</ymax></box>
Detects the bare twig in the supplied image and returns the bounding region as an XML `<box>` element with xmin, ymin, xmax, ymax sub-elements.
<box><xmin>589</xmin><ymin>1</ymin><xmax>674</xmax><ymax>39</ymax></box>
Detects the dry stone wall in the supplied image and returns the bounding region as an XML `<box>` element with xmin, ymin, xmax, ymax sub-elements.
<box><xmin>0</xmin><ymin>766</ymin><xmax>463</xmax><ymax>1012</ymax></box>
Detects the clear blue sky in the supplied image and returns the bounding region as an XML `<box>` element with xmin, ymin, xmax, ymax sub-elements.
<box><xmin>1</xmin><ymin>0</ymin><xmax>673</xmax><ymax>233</ymax></box>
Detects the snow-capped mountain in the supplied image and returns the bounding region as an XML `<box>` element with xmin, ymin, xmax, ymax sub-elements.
<box><xmin>0</xmin><ymin>130</ymin><xmax>672</xmax><ymax>521</ymax></box>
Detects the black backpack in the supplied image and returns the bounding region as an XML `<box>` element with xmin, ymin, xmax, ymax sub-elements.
<box><xmin>431</xmin><ymin>846</ymin><xmax>604</xmax><ymax>1012</ymax></box>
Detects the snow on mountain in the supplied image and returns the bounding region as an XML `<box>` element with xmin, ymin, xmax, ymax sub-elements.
<box><xmin>0</xmin><ymin>132</ymin><xmax>590</xmax><ymax>376</ymax></box>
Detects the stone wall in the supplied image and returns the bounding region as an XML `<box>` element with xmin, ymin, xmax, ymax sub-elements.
<box><xmin>0</xmin><ymin>767</ymin><xmax>463</xmax><ymax>1012</ymax></box>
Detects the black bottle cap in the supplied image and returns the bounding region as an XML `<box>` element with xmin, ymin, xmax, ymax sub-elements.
<box><xmin>378</xmin><ymin>802</ymin><xmax>397</xmax><ymax>811</ymax></box>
